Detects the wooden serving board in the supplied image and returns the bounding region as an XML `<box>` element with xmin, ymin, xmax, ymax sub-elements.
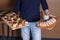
<box><xmin>0</xmin><ymin>12</ymin><xmax>29</xmax><ymax>30</ymax></box>
<box><xmin>1</xmin><ymin>17</ymin><xmax>29</xmax><ymax>30</ymax></box>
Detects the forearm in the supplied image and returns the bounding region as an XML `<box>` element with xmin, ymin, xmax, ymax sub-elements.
<box><xmin>41</xmin><ymin>0</ymin><xmax>49</xmax><ymax>10</ymax></box>
<box><xmin>41</xmin><ymin>0</ymin><xmax>50</xmax><ymax>15</ymax></box>
<box><xmin>13</xmin><ymin>0</ymin><xmax>21</xmax><ymax>13</ymax></box>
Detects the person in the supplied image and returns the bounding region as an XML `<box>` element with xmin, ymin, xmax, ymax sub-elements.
<box><xmin>13</xmin><ymin>0</ymin><xmax>50</xmax><ymax>40</ymax></box>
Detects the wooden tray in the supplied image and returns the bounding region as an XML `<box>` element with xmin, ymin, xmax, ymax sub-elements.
<box><xmin>1</xmin><ymin>18</ymin><xmax>29</xmax><ymax>30</ymax></box>
<box><xmin>0</xmin><ymin>12</ymin><xmax>29</xmax><ymax>30</ymax></box>
<box><xmin>36</xmin><ymin>17</ymin><xmax>57</xmax><ymax>30</ymax></box>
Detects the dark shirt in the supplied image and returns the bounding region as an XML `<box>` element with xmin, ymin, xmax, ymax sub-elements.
<box><xmin>13</xmin><ymin>0</ymin><xmax>48</xmax><ymax>22</ymax></box>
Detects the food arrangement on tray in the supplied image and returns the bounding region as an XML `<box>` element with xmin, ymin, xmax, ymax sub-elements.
<box><xmin>0</xmin><ymin>11</ymin><xmax>29</xmax><ymax>30</ymax></box>
<box><xmin>36</xmin><ymin>12</ymin><xmax>58</xmax><ymax>30</ymax></box>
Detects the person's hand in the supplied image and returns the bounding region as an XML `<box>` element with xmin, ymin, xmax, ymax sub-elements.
<box><xmin>45</xmin><ymin>9</ymin><xmax>57</xmax><ymax>18</ymax></box>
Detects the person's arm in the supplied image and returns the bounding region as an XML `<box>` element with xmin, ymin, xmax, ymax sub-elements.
<box><xmin>13</xmin><ymin>0</ymin><xmax>21</xmax><ymax>13</ymax></box>
<box><xmin>41</xmin><ymin>0</ymin><xmax>50</xmax><ymax>15</ymax></box>
<box><xmin>41</xmin><ymin>0</ymin><xmax>57</xmax><ymax>30</ymax></box>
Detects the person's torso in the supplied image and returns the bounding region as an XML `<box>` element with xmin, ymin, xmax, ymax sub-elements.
<box><xmin>18</xmin><ymin>0</ymin><xmax>41</xmax><ymax>22</ymax></box>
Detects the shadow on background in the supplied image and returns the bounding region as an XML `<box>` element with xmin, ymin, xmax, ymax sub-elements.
<box><xmin>0</xmin><ymin>36</ymin><xmax>60</xmax><ymax>40</ymax></box>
